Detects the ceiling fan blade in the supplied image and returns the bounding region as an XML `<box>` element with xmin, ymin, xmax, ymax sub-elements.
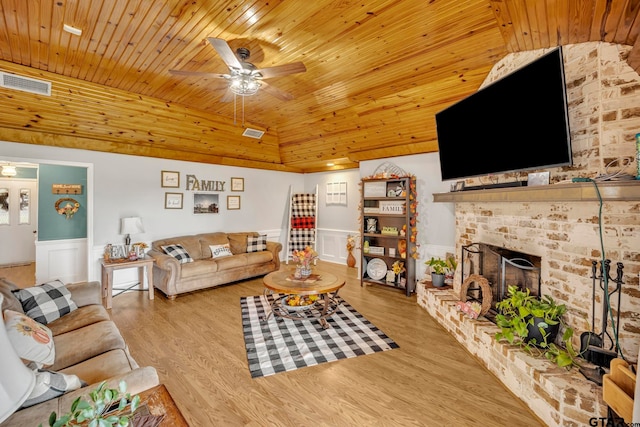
<box><xmin>169</xmin><ymin>69</ymin><xmax>228</xmax><ymax>79</ymax></box>
<box><xmin>257</xmin><ymin>62</ymin><xmax>306</xmax><ymax>79</ymax></box>
<box><xmin>207</xmin><ymin>37</ymin><xmax>243</xmax><ymax>69</ymax></box>
<box><xmin>260</xmin><ymin>81</ymin><xmax>294</xmax><ymax>101</ymax></box>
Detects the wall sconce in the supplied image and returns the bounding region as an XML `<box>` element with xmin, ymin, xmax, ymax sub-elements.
<box><xmin>1</xmin><ymin>165</ymin><xmax>16</xmax><ymax>177</ymax></box>
<box><xmin>120</xmin><ymin>217</ymin><xmax>144</xmax><ymax>253</ymax></box>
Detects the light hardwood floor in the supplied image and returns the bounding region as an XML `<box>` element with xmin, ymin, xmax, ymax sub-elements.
<box><xmin>0</xmin><ymin>262</ymin><xmax>35</xmax><ymax>288</ymax></box>
<box><xmin>109</xmin><ymin>261</ymin><xmax>542</xmax><ymax>426</ymax></box>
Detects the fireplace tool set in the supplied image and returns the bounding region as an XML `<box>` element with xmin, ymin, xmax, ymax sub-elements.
<box><xmin>579</xmin><ymin>259</ymin><xmax>625</xmax><ymax>384</ymax></box>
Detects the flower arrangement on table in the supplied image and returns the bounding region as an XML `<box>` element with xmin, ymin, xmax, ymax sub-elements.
<box><xmin>292</xmin><ymin>246</ymin><xmax>318</xmax><ymax>269</ymax></box>
<box><xmin>291</xmin><ymin>246</ymin><xmax>318</xmax><ymax>279</ymax></box>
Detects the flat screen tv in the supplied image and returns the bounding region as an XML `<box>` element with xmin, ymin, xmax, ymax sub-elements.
<box><xmin>435</xmin><ymin>47</ymin><xmax>572</xmax><ymax>182</ymax></box>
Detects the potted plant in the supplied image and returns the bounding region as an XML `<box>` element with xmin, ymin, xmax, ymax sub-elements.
<box><xmin>42</xmin><ymin>380</ymin><xmax>140</xmax><ymax>427</ymax></box>
<box><xmin>494</xmin><ymin>285</ymin><xmax>579</xmax><ymax>369</ymax></box>
<box><xmin>425</xmin><ymin>256</ymin><xmax>455</xmax><ymax>287</ymax></box>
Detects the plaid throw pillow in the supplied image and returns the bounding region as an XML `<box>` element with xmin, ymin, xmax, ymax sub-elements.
<box><xmin>12</xmin><ymin>279</ymin><xmax>78</xmax><ymax>325</ymax></box>
<box><xmin>161</xmin><ymin>244</ymin><xmax>194</xmax><ymax>264</ymax></box>
<box><xmin>20</xmin><ymin>369</ymin><xmax>83</xmax><ymax>408</ymax></box>
<box><xmin>247</xmin><ymin>235</ymin><xmax>267</xmax><ymax>253</ymax></box>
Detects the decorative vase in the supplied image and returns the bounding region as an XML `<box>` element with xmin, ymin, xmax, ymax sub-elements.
<box><xmin>295</xmin><ymin>262</ymin><xmax>312</xmax><ymax>279</ymax></box>
<box><xmin>299</xmin><ymin>264</ymin><xmax>312</xmax><ymax>278</ymax></box>
<box><xmin>346</xmin><ymin>251</ymin><xmax>356</xmax><ymax>268</ymax></box>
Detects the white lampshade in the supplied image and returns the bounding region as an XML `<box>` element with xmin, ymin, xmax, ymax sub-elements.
<box><xmin>120</xmin><ymin>217</ymin><xmax>144</xmax><ymax>236</ymax></box>
<box><xmin>0</xmin><ymin>295</ymin><xmax>36</xmax><ymax>423</ymax></box>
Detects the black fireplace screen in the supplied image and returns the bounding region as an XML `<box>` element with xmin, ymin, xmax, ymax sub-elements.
<box><xmin>462</xmin><ymin>243</ymin><xmax>541</xmax><ymax>322</ymax></box>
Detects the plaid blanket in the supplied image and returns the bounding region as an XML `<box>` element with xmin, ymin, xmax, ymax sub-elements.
<box><xmin>291</xmin><ymin>216</ymin><xmax>315</xmax><ymax>229</ymax></box>
<box><xmin>241</xmin><ymin>293</ymin><xmax>399</xmax><ymax>378</ymax></box>
<box><xmin>288</xmin><ymin>228</ymin><xmax>315</xmax><ymax>252</ymax></box>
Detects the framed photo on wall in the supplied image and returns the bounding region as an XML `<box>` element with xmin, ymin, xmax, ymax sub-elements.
<box><xmin>193</xmin><ymin>193</ymin><xmax>219</xmax><ymax>214</ymax></box>
<box><xmin>164</xmin><ymin>192</ymin><xmax>183</xmax><ymax>209</ymax></box>
<box><xmin>227</xmin><ymin>195</ymin><xmax>241</xmax><ymax>210</ymax></box>
<box><xmin>161</xmin><ymin>170</ymin><xmax>180</xmax><ymax>188</ymax></box>
<box><xmin>230</xmin><ymin>177</ymin><xmax>244</xmax><ymax>192</ymax></box>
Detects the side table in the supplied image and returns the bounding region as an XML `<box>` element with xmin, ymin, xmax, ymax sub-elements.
<box><xmin>133</xmin><ymin>384</ymin><xmax>188</xmax><ymax>426</ymax></box>
<box><xmin>101</xmin><ymin>257</ymin><xmax>154</xmax><ymax>309</ymax></box>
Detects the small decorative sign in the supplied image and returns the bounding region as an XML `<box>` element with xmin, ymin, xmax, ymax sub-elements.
<box><xmin>379</xmin><ymin>200</ymin><xmax>405</xmax><ymax>214</ymax></box>
<box><xmin>363</xmin><ymin>181</ymin><xmax>386</xmax><ymax>197</ymax></box>
<box><xmin>52</xmin><ymin>184</ymin><xmax>83</xmax><ymax>194</ymax></box>
<box><xmin>381</xmin><ymin>226</ymin><xmax>399</xmax><ymax>235</ymax></box>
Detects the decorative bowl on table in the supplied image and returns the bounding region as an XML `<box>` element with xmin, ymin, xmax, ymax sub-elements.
<box><xmin>283</xmin><ymin>294</ymin><xmax>319</xmax><ymax>311</ymax></box>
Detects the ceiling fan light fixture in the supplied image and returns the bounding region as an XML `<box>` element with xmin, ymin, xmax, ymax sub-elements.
<box><xmin>229</xmin><ymin>74</ymin><xmax>261</xmax><ymax>96</ymax></box>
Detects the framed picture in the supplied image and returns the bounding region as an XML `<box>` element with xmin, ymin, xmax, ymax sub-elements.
<box><xmin>227</xmin><ymin>195</ymin><xmax>241</xmax><ymax>210</ymax></box>
<box><xmin>230</xmin><ymin>177</ymin><xmax>244</xmax><ymax>192</ymax></box>
<box><xmin>454</xmin><ymin>181</ymin><xmax>465</xmax><ymax>192</ymax></box>
<box><xmin>164</xmin><ymin>192</ymin><xmax>183</xmax><ymax>209</ymax></box>
<box><xmin>326</xmin><ymin>181</ymin><xmax>347</xmax><ymax>205</ymax></box>
<box><xmin>161</xmin><ymin>171</ymin><xmax>180</xmax><ymax>188</ymax></box>
<box><xmin>193</xmin><ymin>193</ymin><xmax>219</xmax><ymax>214</ymax></box>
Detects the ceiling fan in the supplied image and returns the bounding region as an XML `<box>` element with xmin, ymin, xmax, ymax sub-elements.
<box><xmin>170</xmin><ymin>37</ymin><xmax>306</xmax><ymax>102</ymax></box>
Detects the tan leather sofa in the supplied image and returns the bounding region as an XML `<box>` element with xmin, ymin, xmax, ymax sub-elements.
<box><xmin>147</xmin><ymin>231</ymin><xmax>282</xmax><ymax>299</ymax></box>
<box><xmin>0</xmin><ymin>280</ymin><xmax>159</xmax><ymax>426</ymax></box>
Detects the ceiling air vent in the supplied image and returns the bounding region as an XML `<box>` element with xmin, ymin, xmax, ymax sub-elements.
<box><xmin>242</xmin><ymin>128</ymin><xmax>265</xmax><ymax>139</ymax></box>
<box><xmin>0</xmin><ymin>72</ymin><xmax>51</xmax><ymax>96</ymax></box>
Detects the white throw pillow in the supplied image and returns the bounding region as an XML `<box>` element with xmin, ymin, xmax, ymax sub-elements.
<box><xmin>3</xmin><ymin>309</ymin><xmax>55</xmax><ymax>368</ymax></box>
<box><xmin>209</xmin><ymin>244</ymin><xmax>233</xmax><ymax>259</ymax></box>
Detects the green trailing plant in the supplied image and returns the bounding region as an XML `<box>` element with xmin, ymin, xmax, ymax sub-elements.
<box><xmin>42</xmin><ymin>380</ymin><xmax>140</xmax><ymax>427</ymax></box>
<box><xmin>494</xmin><ymin>285</ymin><xmax>579</xmax><ymax>369</ymax></box>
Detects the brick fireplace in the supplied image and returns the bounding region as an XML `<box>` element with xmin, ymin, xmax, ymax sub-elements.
<box><xmin>417</xmin><ymin>42</ymin><xmax>640</xmax><ymax>426</ymax></box>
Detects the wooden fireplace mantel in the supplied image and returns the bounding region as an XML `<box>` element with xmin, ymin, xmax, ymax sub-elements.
<box><xmin>433</xmin><ymin>181</ymin><xmax>640</xmax><ymax>203</ymax></box>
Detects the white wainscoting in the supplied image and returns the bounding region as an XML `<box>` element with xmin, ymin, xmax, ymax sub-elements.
<box><xmin>315</xmin><ymin>228</ymin><xmax>360</xmax><ymax>268</ymax></box>
<box><xmin>35</xmin><ymin>238</ymin><xmax>88</xmax><ymax>284</ymax></box>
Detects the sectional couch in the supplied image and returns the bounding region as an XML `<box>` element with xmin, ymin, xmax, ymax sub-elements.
<box><xmin>0</xmin><ymin>279</ymin><xmax>159</xmax><ymax>426</ymax></box>
<box><xmin>147</xmin><ymin>231</ymin><xmax>282</xmax><ymax>299</ymax></box>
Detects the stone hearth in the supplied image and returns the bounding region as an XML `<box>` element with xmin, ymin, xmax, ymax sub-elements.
<box><xmin>417</xmin><ymin>284</ymin><xmax>605</xmax><ymax>426</ymax></box>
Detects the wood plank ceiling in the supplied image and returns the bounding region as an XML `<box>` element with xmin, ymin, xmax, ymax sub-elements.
<box><xmin>0</xmin><ymin>0</ymin><xmax>639</xmax><ymax>173</ymax></box>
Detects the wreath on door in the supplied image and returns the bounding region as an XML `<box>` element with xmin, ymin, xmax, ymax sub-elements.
<box><xmin>55</xmin><ymin>198</ymin><xmax>80</xmax><ymax>220</ymax></box>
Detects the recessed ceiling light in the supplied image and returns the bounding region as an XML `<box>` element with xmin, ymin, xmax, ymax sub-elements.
<box><xmin>63</xmin><ymin>24</ymin><xmax>82</xmax><ymax>36</ymax></box>
<box><xmin>327</xmin><ymin>162</ymin><xmax>335</xmax><ymax>167</ymax></box>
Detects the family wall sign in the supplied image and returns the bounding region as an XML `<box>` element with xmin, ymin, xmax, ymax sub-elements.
<box><xmin>185</xmin><ymin>174</ymin><xmax>226</xmax><ymax>192</ymax></box>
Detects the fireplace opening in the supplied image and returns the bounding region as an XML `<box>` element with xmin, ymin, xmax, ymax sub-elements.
<box><xmin>461</xmin><ymin>243</ymin><xmax>541</xmax><ymax>322</ymax></box>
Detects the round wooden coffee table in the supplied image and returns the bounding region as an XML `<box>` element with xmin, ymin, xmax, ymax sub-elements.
<box><xmin>262</xmin><ymin>268</ymin><xmax>345</xmax><ymax>329</ymax></box>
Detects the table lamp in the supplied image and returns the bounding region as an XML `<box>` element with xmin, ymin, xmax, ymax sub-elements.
<box><xmin>0</xmin><ymin>295</ymin><xmax>37</xmax><ymax>423</ymax></box>
<box><xmin>120</xmin><ymin>216</ymin><xmax>144</xmax><ymax>254</ymax></box>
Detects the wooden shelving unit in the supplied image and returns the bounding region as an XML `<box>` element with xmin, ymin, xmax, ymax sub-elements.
<box><xmin>360</xmin><ymin>177</ymin><xmax>416</xmax><ymax>296</ymax></box>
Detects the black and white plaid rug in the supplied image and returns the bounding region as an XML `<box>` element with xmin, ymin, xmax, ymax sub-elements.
<box><xmin>241</xmin><ymin>293</ymin><xmax>399</xmax><ymax>378</ymax></box>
